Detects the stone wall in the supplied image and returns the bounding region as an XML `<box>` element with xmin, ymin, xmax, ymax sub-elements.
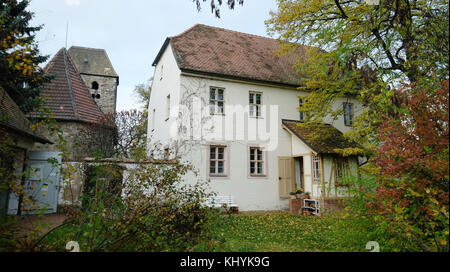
<box><xmin>32</xmin><ymin>121</ymin><xmax>115</xmax><ymax>161</ymax></box>
<box><xmin>32</xmin><ymin>121</ymin><xmax>83</xmax><ymax>161</ymax></box>
<box><xmin>80</xmin><ymin>74</ymin><xmax>118</xmax><ymax>115</ymax></box>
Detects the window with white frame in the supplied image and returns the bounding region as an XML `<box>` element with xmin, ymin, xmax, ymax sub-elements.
<box><xmin>209</xmin><ymin>87</ymin><xmax>224</xmax><ymax>115</ymax></box>
<box><xmin>312</xmin><ymin>155</ymin><xmax>321</xmax><ymax>183</ymax></box>
<box><xmin>209</xmin><ymin>146</ymin><xmax>227</xmax><ymax>176</ymax></box>
<box><xmin>343</xmin><ymin>102</ymin><xmax>354</xmax><ymax>126</ymax></box>
<box><xmin>249</xmin><ymin>91</ymin><xmax>262</xmax><ymax>117</ymax></box>
<box><xmin>249</xmin><ymin>147</ymin><xmax>265</xmax><ymax>176</ymax></box>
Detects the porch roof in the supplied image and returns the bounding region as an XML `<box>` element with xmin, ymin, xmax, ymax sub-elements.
<box><xmin>281</xmin><ymin>119</ymin><xmax>358</xmax><ymax>155</ymax></box>
<box><xmin>0</xmin><ymin>87</ymin><xmax>52</xmax><ymax>144</ymax></box>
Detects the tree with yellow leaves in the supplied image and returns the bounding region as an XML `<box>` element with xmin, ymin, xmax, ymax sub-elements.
<box><xmin>0</xmin><ymin>0</ymin><xmax>52</xmax><ymax>113</ymax></box>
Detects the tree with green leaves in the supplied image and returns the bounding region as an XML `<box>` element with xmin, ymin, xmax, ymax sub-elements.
<box><xmin>264</xmin><ymin>0</ymin><xmax>449</xmax><ymax>251</ymax></box>
<box><xmin>0</xmin><ymin>0</ymin><xmax>51</xmax><ymax>113</ymax></box>
<box><xmin>265</xmin><ymin>0</ymin><xmax>449</xmax><ymax>152</ymax></box>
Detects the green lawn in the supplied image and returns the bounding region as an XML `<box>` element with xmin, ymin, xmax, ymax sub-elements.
<box><xmin>37</xmin><ymin>211</ymin><xmax>375</xmax><ymax>252</ymax></box>
<box><xmin>197</xmin><ymin>211</ymin><xmax>375</xmax><ymax>252</ymax></box>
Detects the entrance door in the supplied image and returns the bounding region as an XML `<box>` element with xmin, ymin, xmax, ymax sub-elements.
<box><xmin>278</xmin><ymin>157</ymin><xmax>293</xmax><ymax>198</ymax></box>
<box><xmin>22</xmin><ymin>151</ymin><xmax>61</xmax><ymax>214</ymax></box>
<box><xmin>295</xmin><ymin>157</ymin><xmax>304</xmax><ymax>191</ymax></box>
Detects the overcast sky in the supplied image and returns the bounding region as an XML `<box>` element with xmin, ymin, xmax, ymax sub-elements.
<box><xmin>28</xmin><ymin>0</ymin><xmax>278</xmax><ymax>111</ymax></box>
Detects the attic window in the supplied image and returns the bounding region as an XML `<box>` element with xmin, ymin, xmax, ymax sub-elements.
<box><xmin>92</xmin><ymin>81</ymin><xmax>99</xmax><ymax>90</ymax></box>
<box><xmin>343</xmin><ymin>102</ymin><xmax>354</xmax><ymax>126</ymax></box>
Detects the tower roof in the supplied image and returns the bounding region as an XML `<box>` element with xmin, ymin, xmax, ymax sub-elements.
<box><xmin>28</xmin><ymin>48</ymin><xmax>109</xmax><ymax>125</ymax></box>
<box><xmin>68</xmin><ymin>46</ymin><xmax>119</xmax><ymax>79</ymax></box>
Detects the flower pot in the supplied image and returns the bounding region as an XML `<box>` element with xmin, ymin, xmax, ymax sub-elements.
<box><xmin>304</xmin><ymin>194</ymin><xmax>310</xmax><ymax>199</ymax></box>
<box><xmin>295</xmin><ymin>194</ymin><xmax>301</xmax><ymax>199</ymax></box>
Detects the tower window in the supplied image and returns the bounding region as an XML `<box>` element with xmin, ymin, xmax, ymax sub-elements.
<box><xmin>92</xmin><ymin>81</ymin><xmax>99</xmax><ymax>90</ymax></box>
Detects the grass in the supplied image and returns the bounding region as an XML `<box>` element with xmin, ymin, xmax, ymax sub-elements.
<box><xmin>35</xmin><ymin>210</ymin><xmax>375</xmax><ymax>252</ymax></box>
<box><xmin>197</xmin><ymin>211</ymin><xmax>375</xmax><ymax>252</ymax></box>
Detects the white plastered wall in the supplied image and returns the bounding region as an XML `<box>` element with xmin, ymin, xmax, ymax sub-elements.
<box><xmin>147</xmin><ymin>43</ymin><xmax>362</xmax><ymax>211</ymax></box>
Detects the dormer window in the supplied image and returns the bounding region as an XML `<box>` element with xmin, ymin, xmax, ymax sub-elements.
<box><xmin>343</xmin><ymin>102</ymin><xmax>354</xmax><ymax>126</ymax></box>
<box><xmin>299</xmin><ymin>98</ymin><xmax>304</xmax><ymax>121</ymax></box>
<box><xmin>92</xmin><ymin>81</ymin><xmax>99</xmax><ymax>90</ymax></box>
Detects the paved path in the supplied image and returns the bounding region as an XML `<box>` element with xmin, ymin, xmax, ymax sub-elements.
<box><xmin>15</xmin><ymin>214</ymin><xmax>68</xmax><ymax>236</ymax></box>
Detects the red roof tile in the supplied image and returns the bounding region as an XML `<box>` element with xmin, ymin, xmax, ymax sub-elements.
<box><xmin>154</xmin><ymin>24</ymin><xmax>308</xmax><ymax>86</ymax></box>
<box><xmin>0</xmin><ymin>87</ymin><xmax>51</xmax><ymax>144</ymax></box>
<box><xmin>28</xmin><ymin>48</ymin><xmax>107</xmax><ymax>125</ymax></box>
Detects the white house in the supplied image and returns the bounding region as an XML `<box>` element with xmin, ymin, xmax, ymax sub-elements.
<box><xmin>147</xmin><ymin>24</ymin><xmax>362</xmax><ymax>211</ymax></box>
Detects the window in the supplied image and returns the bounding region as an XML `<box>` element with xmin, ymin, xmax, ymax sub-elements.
<box><xmin>160</xmin><ymin>65</ymin><xmax>164</xmax><ymax>80</ymax></box>
<box><xmin>92</xmin><ymin>81</ymin><xmax>99</xmax><ymax>90</ymax></box>
<box><xmin>209</xmin><ymin>146</ymin><xmax>227</xmax><ymax>176</ymax></box>
<box><xmin>249</xmin><ymin>147</ymin><xmax>265</xmax><ymax>176</ymax></box>
<box><xmin>249</xmin><ymin>92</ymin><xmax>262</xmax><ymax>117</ymax></box>
<box><xmin>343</xmin><ymin>102</ymin><xmax>354</xmax><ymax>126</ymax></box>
<box><xmin>166</xmin><ymin>95</ymin><xmax>170</xmax><ymax>120</ymax></box>
<box><xmin>209</xmin><ymin>87</ymin><xmax>224</xmax><ymax>115</ymax></box>
<box><xmin>312</xmin><ymin>155</ymin><xmax>321</xmax><ymax>183</ymax></box>
<box><xmin>299</xmin><ymin>98</ymin><xmax>304</xmax><ymax>121</ymax></box>
<box><xmin>151</xmin><ymin>109</ymin><xmax>156</xmax><ymax>131</ymax></box>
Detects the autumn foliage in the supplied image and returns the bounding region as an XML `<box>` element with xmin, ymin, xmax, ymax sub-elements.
<box><xmin>368</xmin><ymin>82</ymin><xmax>449</xmax><ymax>251</ymax></box>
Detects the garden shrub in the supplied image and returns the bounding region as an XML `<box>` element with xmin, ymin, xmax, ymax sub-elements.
<box><xmin>38</xmin><ymin>158</ymin><xmax>218</xmax><ymax>252</ymax></box>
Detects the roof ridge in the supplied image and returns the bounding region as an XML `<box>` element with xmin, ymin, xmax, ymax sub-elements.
<box><xmin>63</xmin><ymin>48</ymin><xmax>80</xmax><ymax>121</ymax></box>
<box><xmin>197</xmin><ymin>24</ymin><xmax>277</xmax><ymax>42</ymax></box>
<box><xmin>69</xmin><ymin>45</ymin><xmax>107</xmax><ymax>52</ymax></box>
<box><xmin>282</xmin><ymin>119</ymin><xmax>333</xmax><ymax>127</ymax></box>
<box><xmin>43</xmin><ymin>48</ymin><xmax>64</xmax><ymax>73</ymax></box>
<box><xmin>170</xmin><ymin>24</ymin><xmax>202</xmax><ymax>39</ymax></box>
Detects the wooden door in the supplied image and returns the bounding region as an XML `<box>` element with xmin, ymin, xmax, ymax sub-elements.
<box><xmin>278</xmin><ymin>157</ymin><xmax>293</xmax><ymax>198</ymax></box>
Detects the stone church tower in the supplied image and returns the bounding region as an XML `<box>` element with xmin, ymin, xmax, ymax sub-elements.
<box><xmin>68</xmin><ymin>46</ymin><xmax>119</xmax><ymax>115</ymax></box>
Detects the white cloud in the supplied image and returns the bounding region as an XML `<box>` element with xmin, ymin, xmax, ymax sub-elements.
<box><xmin>65</xmin><ymin>0</ymin><xmax>81</xmax><ymax>6</ymax></box>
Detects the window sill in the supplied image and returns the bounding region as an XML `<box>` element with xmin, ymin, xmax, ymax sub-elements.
<box><xmin>210</xmin><ymin>174</ymin><xmax>228</xmax><ymax>178</ymax></box>
<box><xmin>249</xmin><ymin>174</ymin><xmax>267</xmax><ymax>178</ymax></box>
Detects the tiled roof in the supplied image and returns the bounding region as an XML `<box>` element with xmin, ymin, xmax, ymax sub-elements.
<box><xmin>282</xmin><ymin>119</ymin><xmax>359</xmax><ymax>154</ymax></box>
<box><xmin>28</xmin><ymin>48</ymin><xmax>107</xmax><ymax>125</ymax></box>
<box><xmin>0</xmin><ymin>87</ymin><xmax>51</xmax><ymax>144</ymax></box>
<box><xmin>68</xmin><ymin>46</ymin><xmax>119</xmax><ymax>78</ymax></box>
<box><xmin>154</xmin><ymin>24</ymin><xmax>308</xmax><ymax>86</ymax></box>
